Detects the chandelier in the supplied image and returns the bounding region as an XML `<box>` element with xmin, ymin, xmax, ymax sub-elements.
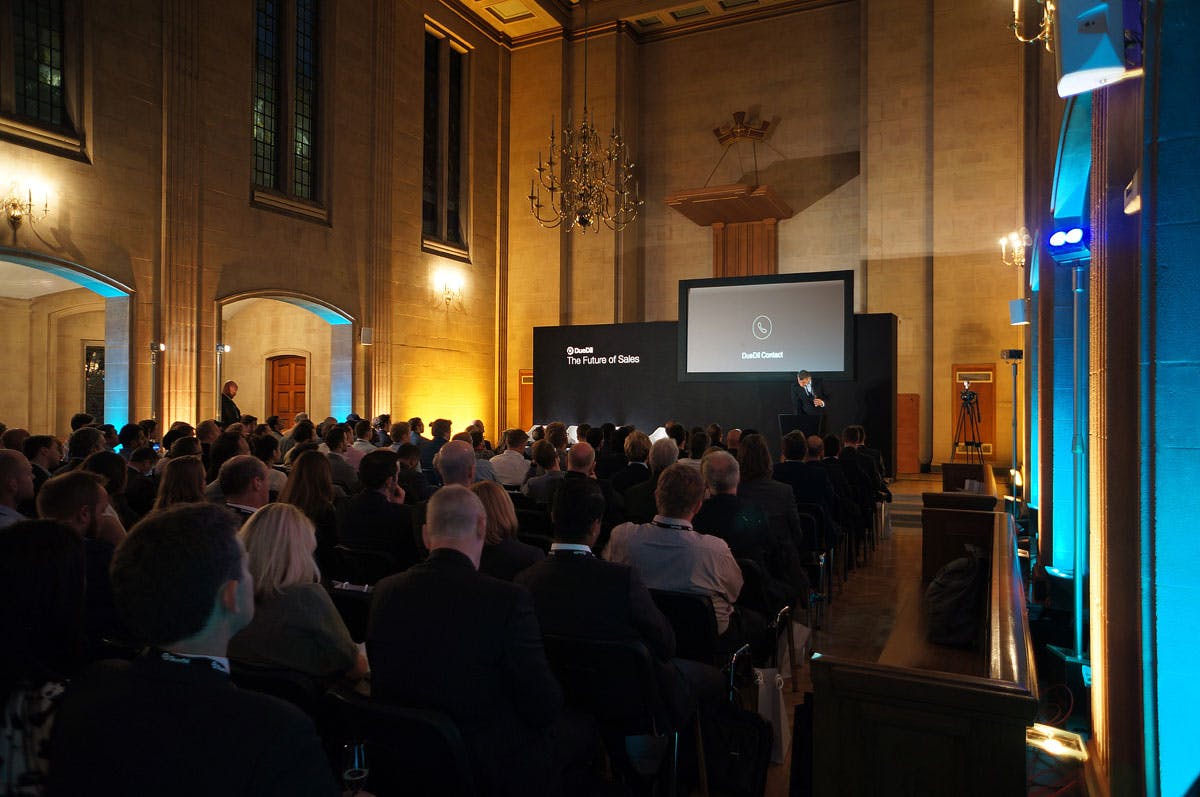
<box><xmin>528</xmin><ymin>1</ymin><xmax>641</xmax><ymax>232</ymax></box>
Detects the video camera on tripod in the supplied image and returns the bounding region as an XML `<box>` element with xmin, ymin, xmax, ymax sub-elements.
<box><xmin>953</xmin><ymin>380</ymin><xmax>984</xmax><ymax>463</ymax></box>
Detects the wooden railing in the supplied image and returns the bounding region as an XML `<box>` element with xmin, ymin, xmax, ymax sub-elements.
<box><xmin>811</xmin><ymin>514</ymin><xmax>1037</xmax><ymax>796</ymax></box>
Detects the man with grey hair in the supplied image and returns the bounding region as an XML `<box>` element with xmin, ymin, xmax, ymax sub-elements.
<box><xmin>623</xmin><ymin>436</ymin><xmax>679</xmax><ymax>523</ymax></box>
<box><xmin>369</xmin><ymin>485</ymin><xmax>564</xmax><ymax>796</ymax></box>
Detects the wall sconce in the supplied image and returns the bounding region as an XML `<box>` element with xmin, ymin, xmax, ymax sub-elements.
<box><xmin>432</xmin><ymin>268</ymin><xmax>465</xmax><ymax>310</ymax></box>
<box><xmin>216</xmin><ymin>343</ymin><xmax>231</xmax><ymax>354</ymax></box>
<box><xmin>3</xmin><ymin>181</ymin><xmax>51</xmax><ymax>233</ymax></box>
<box><xmin>1011</xmin><ymin>0</ymin><xmax>1055</xmax><ymax>51</ymax></box>
<box><xmin>999</xmin><ymin>228</ymin><xmax>1032</xmax><ymax>269</ymax></box>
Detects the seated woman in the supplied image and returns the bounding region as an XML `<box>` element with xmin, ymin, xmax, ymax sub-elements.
<box><xmin>278</xmin><ymin>450</ymin><xmax>340</xmax><ymax>573</ymax></box>
<box><xmin>228</xmin><ymin>503</ymin><xmax>367</xmax><ymax>680</ymax></box>
<box><xmin>152</xmin><ymin>455</ymin><xmax>207</xmax><ymax>511</ymax></box>
<box><xmin>0</xmin><ymin>520</ymin><xmax>86</xmax><ymax>793</ymax></box>
<box><xmin>471</xmin><ymin>480</ymin><xmax>544</xmax><ymax>581</ymax></box>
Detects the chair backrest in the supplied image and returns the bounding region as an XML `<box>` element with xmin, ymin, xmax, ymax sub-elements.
<box><xmin>324</xmin><ymin>686</ymin><xmax>476</xmax><ymax>797</ymax></box>
<box><xmin>649</xmin><ymin>589</ymin><xmax>719</xmax><ymax>663</ymax></box>
<box><xmin>331</xmin><ymin>545</ymin><xmax>396</xmax><ymax>585</ymax></box>
<box><xmin>517</xmin><ymin>532</ymin><xmax>553</xmax><ymax>553</ymax></box>
<box><xmin>735</xmin><ymin>557</ymin><xmax>776</xmax><ymax>617</ymax></box>
<box><xmin>515</xmin><ymin>507</ymin><xmax>553</xmax><ymax>536</ymax></box>
<box><xmin>540</xmin><ymin>634</ymin><xmax>662</xmax><ymax>736</ymax></box>
<box><xmin>326</xmin><ymin>583</ymin><xmax>372</xmax><ymax>643</ymax></box>
<box><xmin>229</xmin><ymin>660</ymin><xmax>323</xmax><ymax>717</ymax></box>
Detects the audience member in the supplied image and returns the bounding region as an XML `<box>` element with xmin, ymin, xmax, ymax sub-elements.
<box><xmin>336</xmin><ymin>449</ymin><xmax>419</xmax><ymax>572</ymax></box>
<box><xmin>56</xmin><ymin>427</ymin><xmax>104</xmax><ymax>473</ymax></box>
<box><xmin>205</xmin><ymin>430</ymin><xmax>249</xmax><ymax>488</ymax></box>
<box><xmin>677</xmin><ymin>431</ymin><xmax>708</xmax><ymax>469</ymax></box>
<box><xmin>454</xmin><ymin>431</ymin><xmax>496</xmax><ymax>481</ymax></box>
<box><xmin>518</xmin><ymin>478</ymin><xmax>712</xmax><ymax>728</ymax></box>
<box><xmin>125</xmin><ymin>446</ymin><xmax>160</xmax><ymax>517</ymax></box>
<box><xmin>0</xmin><ymin>449</ymin><xmax>34</xmax><ymax>528</ymax></box>
<box><xmin>229</xmin><ymin>503</ymin><xmax>366</xmax><ymax>679</ymax></box>
<box><xmin>408</xmin><ymin>417</ymin><xmax>427</xmax><ymax>446</ymax></box>
<box><xmin>2</xmin><ymin>427</ymin><xmax>30</xmax><ymax>453</ymax></box>
<box><xmin>117</xmin><ymin>423</ymin><xmax>145</xmax><ymax>460</ymax></box>
<box><xmin>521</xmin><ymin>439</ymin><xmax>563</xmax><ymax>504</ymax></box>
<box><xmin>82</xmin><ymin>450</ymin><xmax>138</xmax><ymax>530</ymax></box>
<box><xmin>393</xmin><ymin>442</ymin><xmax>432</xmax><ymax>504</ymax></box>
<box><xmin>472</xmin><ymin>480</ymin><xmax>544</xmax><ymax>581</ymax></box>
<box><xmin>322</xmin><ymin>425</ymin><xmax>359</xmax><ymax>493</ymax></box>
<box><xmin>153</xmin><ymin>455</ymin><xmax>207</xmax><ymax>511</ymax></box>
<box><xmin>610</xmin><ymin>430</ymin><xmax>651</xmax><ymax>494</ymax></box>
<box><xmin>623</xmin><ymin>437</ymin><xmax>679</xmax><ymax>523</ymax></box>
<box><xmin>218</xmin><ymin>455</ymin><xmax>270</xmax><ymax>520</ymax></box>
<box><xmin>491</xmin><ymin>428</ymin><xmax>530</xmax><ymax>487</ymax></box>
<box><xmin>605</xmin><ymin>464</ymin><xmax>751</xmax><ymax>643</ymax></box>
<box><xmin>249</xmin><ymin>433</ymin><xmax>287</xmax><ymax>496</ymax></box>
<box><xmin>773</xmin><ymin>430</ymin><xmax>834</xmax><ymax>508</ymax></box>
<box><xmin>0</xmin><ymin>520</ymin><xmax>85</xmax><ymax>794</ymax></box>
<box><xmin>387</xmin><ymin>420</ymin><xmax>410</xmax><ymax>452</ymax></box>
<box><xmin>435</xmin><ymin>439</ymin><xmax>477</xmax><ymax>488</ymax></box>
<box><xmin>23</xmin><ymin>434</ymin><xmax>62</xmax><ymax>496</ymax></box>
<box><xmin>371</xmin><ymin>414</ymin><xmax>393</xmax><ymax>447</ymax></box>
<box><xmin>281</xmin><ymin>420</ymin><xmax>316</xmax><ymax>465</ymax></box>
<box><xmin>368</xmin><ymin>485</ymin><xmax>563</xmax><ymax>796</ymax></box>
<box><xmin>561</xmin><ymin>441</ymin><xmax>624</xmax><ymax>553</ymax></box>
<box><xmin>68</xmin><ymin>413</ymin><xmax>93</xmax><ymax>432</ymax></box>
<box><xmin>419</xmin><ymin>418</ymin><xmax>451</xmax><ymax>471</ymax></box>
<box><xmin>706</xmin><ymin>423</ymin><xmax>724</xmax><ymax>450</ymax></box>
<box><xmin>348</xmin><ymin>419</ymin><xmax>376</xmax><ymax>466</ymax></box>
<box><xmin>277</xmin><ymin>450</ymin><xmax>339</xmax><ymax>570</ymax></box>
<box><xmin>725</xmin><ymin>428</ymin><xmax>742</xmax><ymax>458</ymax></box>
<box><xmin>46</xmin><ymin>503</ymin><xmax>338</xmax><ymax>795</ymax></box>
<box><xmin>736</xmin><ymin>434</ymin><xmax>805</xmax><ymax>552</ymax></box>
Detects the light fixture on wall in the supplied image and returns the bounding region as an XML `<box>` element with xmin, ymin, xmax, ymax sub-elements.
<box><xmin>528</xmin><ymin>0</ymin><xmax>641</xmax><ymax>232</ymax></box>
<box><xmin>1010</xmin><ymin>0</ymin><xmax>1055</xmax><ymax>51</ymax></box>
<box><xmin>998</xmin><ymin>228</ymin><xmax>1032</xmax><ymax>268</ymax></box>
<box><xmin>432</xmin><ymin>267</ymin><xmax>464</xmax><ymax>310</ymax></box>
<box><xmin>216</xmin><ymin>343</ymin><xmax>231</xmax><ymax>354</ymax></box>
<box><xmin>2</xmin><ymin>181</ymin><xmax>51</xmax><ymax>234</ymax></box>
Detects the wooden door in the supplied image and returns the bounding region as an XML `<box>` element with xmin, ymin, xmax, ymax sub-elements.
<box><xmin>269</xmin><ymin>355</ymin><xmax>307</xmax><ymax>428</ymax></box>
<box><xmin>949</xmin><ymin>363</ymin><xmax>995</xmax><ymax>461</ymax></box>
<box><xmin>518</xmin><ymin>370</ymin><xmax>533</xmax><ymax>430</ymax></box>
<box><xmin>896</xmin><ymin>393</ymin><xmax>920</xmax><ymax>474</ymax></box>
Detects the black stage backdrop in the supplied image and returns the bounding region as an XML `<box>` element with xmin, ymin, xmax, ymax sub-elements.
<box><xmin>533</xmin><ymin>314</ymin><xmax>897</xmax><ymax>476</ymax></box>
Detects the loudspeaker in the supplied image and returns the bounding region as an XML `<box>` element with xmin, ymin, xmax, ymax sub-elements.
<box><xmin>360</xmin><ymin>327</ymin><xmax>374</xmax><ymax>346</ymax></box>
<box><xmin>1009</xmin><ymin>298</ymin><xmax>1030</xmax><ymax>326</ymax></box>
<box><xmin>1053</xmin><ymin>0</ymin><xmax>1126</xmax><ymax>97</ymax></box>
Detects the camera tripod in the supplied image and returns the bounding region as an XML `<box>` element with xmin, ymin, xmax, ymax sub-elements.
<box><xmin>953</xmin><ymin>383</ymin><xmax>984</xmax><ymax>464</ymax></box>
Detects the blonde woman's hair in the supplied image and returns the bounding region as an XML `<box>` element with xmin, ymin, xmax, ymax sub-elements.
<box><xmin>470</xmin><ymin>480</ymin><xmax>519</xmax><ymax>545</ymax></box>
<box><xmin>238</xmin><ymin>503</ymin><xmax>320</xmax><ymax>602</ymax></box>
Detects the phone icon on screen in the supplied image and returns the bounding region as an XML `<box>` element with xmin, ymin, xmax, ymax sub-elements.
<box><xmin>751</xmin><ymin>315</ymin><xmax>773</xmax><ymax>340</ymax></box>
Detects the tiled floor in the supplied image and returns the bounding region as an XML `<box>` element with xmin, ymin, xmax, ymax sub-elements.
<box><xmin>761</xmin><ymin>475</ymin><xmax>939</xmax><ymax>796</ymax></box>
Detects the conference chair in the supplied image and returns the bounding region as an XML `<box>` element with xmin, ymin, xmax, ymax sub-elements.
<box><xmin>649</xmin><ymin>590</ymin><xmax>721</xmax><ymax>666</ymax></box>
<box><xmin>330</xmin><ymin>545</ymin><xmax>396</xmax><ymax>586</ymax></box>
<box><xmin>326</xmin><ymin>582</ymin><xmax>373</xmax><ymax>643</ymax></box>
<box><xmin>541</xmin><ymin>635</ymin><xmax>690</xmax><ymax>795</ymax></box>
<box><xmin>737</xmin><ymin>559</ymin><xmax>803</xmax><ymax>692</ymax></box>
<box><xmin>324</xmin><ymin>685</ymin><xmax>477</xmax><ymax>797</ymax></box>
<box><xmin>229</xmin><ymin>660</ymin><xmax>324</xmax><ymax>718</ymax></box>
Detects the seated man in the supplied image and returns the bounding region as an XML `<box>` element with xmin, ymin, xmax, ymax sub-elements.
<box><xmin>605</xmin><ymin>463</ymin><xmax>751</xmax><ymax>645</ymax></box>
<box><xmin>490</xmin><ymin>428</ymin><xmax>531</xmax><ymax>487</ymax></box>
<box><xmin>517</xmin><ymin>478</ymin><xmax>716</xmax><ymax>728</ymax></box>
<box><xmin>47</xmin><ymin>503</ymin><xmax>337</xmax><ymax>796</ymax></box>
<box><xmin>337</xmin><ymin>449</ymin><xmax>419</xmax><ymax>571</ymax></box>
<box><xmin>520</xmin><ymin>439</ymin><xmax>563</xmax><ymax>505</ymax></box>
<box><xmin>218</xmin><ymin>455</ymin><xmax>270</xmax><ymax>520</ymax></box>
<box><xmin>368</xmin><ymin>485</ymin><xmax>564</xmax><ymax>796</ymax></box>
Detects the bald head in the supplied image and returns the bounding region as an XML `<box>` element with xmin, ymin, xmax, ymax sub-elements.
<box><xmin>566</xmin><ymin>441</ymin><xmax>595</xmax><ymax>474</ymax></box>
<box><xmin>424</xmin><ymin>485</ymin><xmax>487</xmax><ymax>567</ymax></box>
<box><xmin>435</xmin><ymin>439</ymin><xmax>476</xmax><ymax>486</ymax></box>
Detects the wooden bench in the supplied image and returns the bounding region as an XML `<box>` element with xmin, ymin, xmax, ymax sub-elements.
<box><xmin>811</xmin><ymin>514</ymin><xmax>1037</xmax><ymax>796</ymax></box>
<box><xmin>920</xmin><ymin>463</ymin><xmax>1003</xmax><ymax>583</ymax></box>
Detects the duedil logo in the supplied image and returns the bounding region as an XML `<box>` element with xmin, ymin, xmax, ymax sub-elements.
<box><xmin>567</xmin><ymin>346</ymin><xmax>594</xmax><ymax>356</ymax></box>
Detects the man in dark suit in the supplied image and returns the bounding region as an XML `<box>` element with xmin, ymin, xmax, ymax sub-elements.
<box><xmin>622</xmin><ymin>437</ymin><xmax>679</xmax><ymax>524</ymax></box>
<box><xmin>47</xmin><ymin>503</ymin><xmax>337</xmax><ymax>796</ymax></box>
<box><xmin>559</xmin><ymin>441</ymin><xmax>624</xmax><ymax>553</ymax></box>
<box><xmin>218</xmin><ymin>455</ymin><xmax>270</xmax><ymax>520</ymax></box>
<box><xmin>125</xmin><ymin>446</ymin><xmax>160</xmax><ymax>518</ymax></box>
<box><xmin>418</xmin><ymin>418</ymin><xmax>451</xmax><ymax>470</ymax></box>
<box><xmin>773</xmin><ymin>431</ymin><xmax>835</xmax><ymax>509</ymax></box>
<box><xmin>337</xmin><ymin>448</ymin><xmax>419</xmax><ymax>571</ymax></box>
<box><xmin>609</xmin><ymin>430</ymin><xmax>652</xmax><ymax>495</ymax></box>
<box><xmin>517</xmin><ymin>477</ymin><xmax>711</xmax><ymax>727</ymax></box>
<box><xmin>369</xmin><ymin>485</ymin><xmax>564</xmax><ymax>796</ymax></box>
<box><xmin>791</xmin><ymin>370</ymin><xmax>827</xmax><ymax>416</ymax></box>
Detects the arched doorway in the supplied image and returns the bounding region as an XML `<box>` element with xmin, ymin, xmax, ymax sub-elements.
<box><xmin>0</xmin><ymin>250</ymin><xmax>132</xmax><ymax>438</ymax></box>
<box><xmin>216</xmin><ymin>293</ymin><xmax>353</xmax><ymax>427</ymax></box>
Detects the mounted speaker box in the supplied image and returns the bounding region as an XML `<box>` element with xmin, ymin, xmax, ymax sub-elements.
<box><xmin>1053</xmin><ymin>0</ymin><xmax>1126</xmax><ymax>97</ymax></box>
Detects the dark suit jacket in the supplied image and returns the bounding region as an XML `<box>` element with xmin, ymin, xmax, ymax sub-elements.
<box><xmin>368</xmin><ymin>549</ymin><xmax>563</xmax><ymax>796</ymax></box>
<box><xmin>124</xmin><ymin>467</ymin><xmax>158</xmax><ymax>518</ymax></box>
<box><xmin>419</xmin><ymin>435</ymin><xmax>448</xmax><ymax>470</ymax></box>
<box><xmin>480</xmin><ymin>536</ymin><xmax>546</xmax><ymax>581</ymax></box>
<box><xmin>693</xmin><ymin>494</ymin><xmax>803</xmax><ymax>609</ymax></box>
<box><xmin>47</xmin><ymin>653</ymin><xmax>337</xmax><ymax>796</ymax></box>
<box><xmin>336</xmin><ymin>489</ymin><xmax>419</xmax><ymax>571</ymax></box>
<box><xmin>219</xmin><ymin>393</ymin><xmax>241</xmax><ymax>427</ymax></box>
<box><xmin>515</xmin><ymin>550</ymin><xmax>688</xmax><ymax>724</ymax></box>
<box><xmin>737</xmin><ymin>477</ymin><xmax>804</xmax><ymax>549</ymax></box>
<box><xmin>790</xmin><ymin>379</ymin><xmax>826</xmax><ymax>415</ymax></box>
<box><xmin>772</xmin><ymin>459</ymin><xmax>834</xmax><ymax>509</ymax></box>
<box><xmin>610</xmin><ymin>461</ymin><xmax>651</xmax><ymax>495</ymax></box>
<box><xmin>623</xmin><ymin>472</ymin><xmax>660</xmax><ymax>524</ymax></box>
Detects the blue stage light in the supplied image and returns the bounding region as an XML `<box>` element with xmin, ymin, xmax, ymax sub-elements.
<box><xmin>1065</xmin><ymin>227</ymin><xmax>1084</xmax><ymax>244</ymax></box>
<box><xmin>1050</xmin><ymin>230</ymin><xmax>1068</xmax><ymax>247</ymax></box>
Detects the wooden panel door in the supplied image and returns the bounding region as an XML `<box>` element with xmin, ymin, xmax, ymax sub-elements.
<box><xmin>896</xmin><ymin>393</ymin><xmax>920</xmax><ymax>474</ymax></box>
<box><xmin>269</xmin><ymin>355</ymin><xmax>307</xmax><ymax>428</ymax></box>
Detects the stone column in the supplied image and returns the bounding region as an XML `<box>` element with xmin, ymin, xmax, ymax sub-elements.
<box><xmin>365</xmin><ymin>0</ymin><xmax>396</xmax><ymax>418</ymax></box>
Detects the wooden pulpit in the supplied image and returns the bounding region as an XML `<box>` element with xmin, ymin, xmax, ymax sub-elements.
<box><xmin>666</xmin><ymin>183</ymin><xmax>793</xmax><ymax>277</ymax></box>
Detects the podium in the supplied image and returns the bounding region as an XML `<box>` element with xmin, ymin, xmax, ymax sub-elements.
<box><xmin>779</xmin><ymin>413</ymin><xmax>821</xmax><ymax>439</ymax></box>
